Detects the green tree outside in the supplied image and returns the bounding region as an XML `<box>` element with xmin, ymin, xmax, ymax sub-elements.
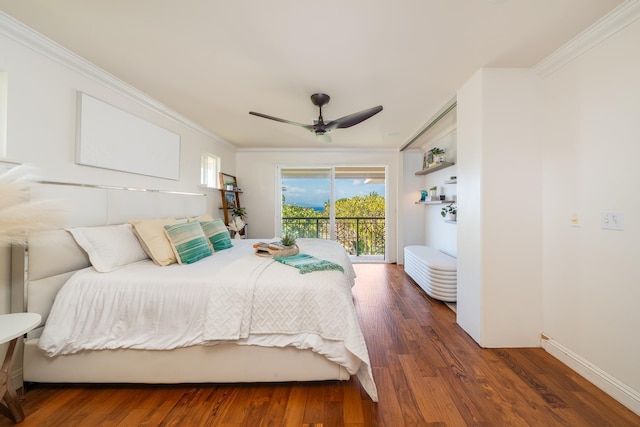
<box><xmin>282</xmin><ymin>192</ymin><xmax>385</xmax><ymax>255</ymax></box>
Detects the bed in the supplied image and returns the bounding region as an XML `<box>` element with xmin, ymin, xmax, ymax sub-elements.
<box><xmin>12</xmin><ymin>182</ymin><xmax>378</xmax><ymax>402</ymax></box>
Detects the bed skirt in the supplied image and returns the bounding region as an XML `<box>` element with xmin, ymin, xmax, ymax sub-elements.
<box><xmin>23</xmin><ymin>339</ymin><xmax>351</xmax><ymax>384</ymax></box>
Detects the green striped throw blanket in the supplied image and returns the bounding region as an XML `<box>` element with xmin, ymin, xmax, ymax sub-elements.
<box><xmin>274</xmin><ymin>253</ymin><xmax>344</xmax><ymax>274</ymax></box>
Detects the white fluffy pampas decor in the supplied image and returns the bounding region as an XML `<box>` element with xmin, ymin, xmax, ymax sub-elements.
<box><xmin>0</xmin><ymin>164</ymin><xmax>62</xmax><ymax>246</ymax></box>
<box><xmin>228</xmin><ymin>216</ymin><xmax>246</xmax><ymax>239</ymax></box>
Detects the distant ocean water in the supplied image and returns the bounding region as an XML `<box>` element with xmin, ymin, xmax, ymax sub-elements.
<box><xmin>291</xmin><ymin>203</ymin><xmax>324</xmax><ymax>212</ymax></box>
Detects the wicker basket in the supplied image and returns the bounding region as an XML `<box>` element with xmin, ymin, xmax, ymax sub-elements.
<box><xmin>268</xmin><ymin>244</ymin><xmax>299</xmax><ymax>257</ymax></box>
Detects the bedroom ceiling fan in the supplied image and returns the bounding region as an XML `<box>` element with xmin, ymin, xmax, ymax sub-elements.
<box><xmin>249</xmin><ymin>93</ymin><xmax>383</xmax><ymax>142</ymax></box>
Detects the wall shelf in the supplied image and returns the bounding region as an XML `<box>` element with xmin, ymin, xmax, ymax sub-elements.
<box><xmin>416</xmin><ymin>200</ymin><xmax>455</xmax><ymax>205</ymax></box>
<box><xmin>415</xmin><ymin>162</ymin><xmax>455</xmax><ymax>176</ymax></box>
<box><xmin>444</xmin><ymin>220</ymin><xmax>457</xmax><ymax>224</ymax></box>
<box><xmin>444</xmin><ymin>179</ymin><xmax>457</xmax><ymax>184</ymax></box>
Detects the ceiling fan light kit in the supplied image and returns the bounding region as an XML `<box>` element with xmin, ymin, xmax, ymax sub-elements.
<box><xmin>249</xmin><ymin>93</ymin><xmax>382</xmax><ymax>142</ymax></box>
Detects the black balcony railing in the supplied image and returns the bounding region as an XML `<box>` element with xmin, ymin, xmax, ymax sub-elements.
<box><xmin>282</xmin><ymin>217</ymin><xmax>385</xmax><ymax>256</ymax></box>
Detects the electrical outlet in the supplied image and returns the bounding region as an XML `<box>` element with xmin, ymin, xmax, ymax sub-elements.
<box><xmin>602</xmin><ymin>212</ymin><xmax>624</xmax><ymax>230</ymax></box>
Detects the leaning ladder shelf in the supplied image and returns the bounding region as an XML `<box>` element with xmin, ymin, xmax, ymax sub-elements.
<box><xmin>218</xmin><ymin>172</ymin><xmax>247</xmax><ymax>238</ymax></box>
<box><xmin>218</xmin><ymin>189</ymin><xmax>243</xmax><ymax>224</ymax></box>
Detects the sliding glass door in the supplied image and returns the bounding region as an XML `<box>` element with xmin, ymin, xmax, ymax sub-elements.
<box><xmin>334</xmin><ymin>166</ymin><xmax>386</xmax><ymax>257</ymax></box>
<box><xmin>278</xmin><ymin>166</ymin><xmax>386</xmax><ymax>259</ymax></box>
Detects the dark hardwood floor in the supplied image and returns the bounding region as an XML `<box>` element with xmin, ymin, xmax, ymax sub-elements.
<box><xmin>2</xmin><ymin>263</ymin><xmax>638</xmax><ymax>426</ymax></box>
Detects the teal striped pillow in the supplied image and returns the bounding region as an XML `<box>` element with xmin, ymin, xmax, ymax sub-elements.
<box><xmin>200</xmin><ymin>218</ymin><xmax>233</xmax><ymax>251</ymax></box>
<box><xmin>163</xmin><ymin>222</ymin><xmax>212</xmax><ymax>265</ymax></box>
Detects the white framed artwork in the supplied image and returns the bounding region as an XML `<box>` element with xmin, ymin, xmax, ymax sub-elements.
<box><xmin>76</xmin><ymin>92</ymin><xmax>181</xmax><ymax>180</ymax></box>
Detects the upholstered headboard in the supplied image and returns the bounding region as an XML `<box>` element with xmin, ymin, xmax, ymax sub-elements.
<box><xmin>11</xmin><ymin>181</ymin><xmax>209</xmax><ymax>336</ymax></box>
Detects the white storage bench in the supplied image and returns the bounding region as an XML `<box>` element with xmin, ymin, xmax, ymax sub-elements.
<box><xmin>404</xmin><ymin>246</ymin><xmax>457</xmax><ymax>302</ymax></box>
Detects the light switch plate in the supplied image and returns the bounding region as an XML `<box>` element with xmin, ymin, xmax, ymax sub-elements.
<box><xmin>570</xmin><ymin>212</ymin><xmax>580</xmax><ymax>227</ymax></box>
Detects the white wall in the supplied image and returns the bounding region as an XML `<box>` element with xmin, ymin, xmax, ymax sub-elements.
<box><xmin>236</xmin><ymin>149</ymin><xmax>399</xmax><ymax>262</ymax></box>
<box><xmin>398</xmin><ymin>108</ymin><xmax>458</xmax><ymax>264</ymax></box>
<box><xmin>457</xmin><ymin>68</ymin><xmax>543</xmax><ymax>347</ymax></box>
<box><xmin>399</xmin><ymin>150</ymin><xmax>427</xmax><ymax>264</ymax></box>
<box><xmin>539</xmin><ymin>15</ymin><xmax>640</xmax><ymax>406</ymax></box>
<box><xmin>0</xmin><ymin>29</ymin><xmax>236</xmax><ymax>194</ymax></box>
<box><xmin>421</xmin><ymin>131</ymin><xmax>458</xmax><ymax>258</ymax></box>
<box><xmin>456</xmin><ymin>74</ymin><xmax>484</xmax><ymax>342</ymax></box>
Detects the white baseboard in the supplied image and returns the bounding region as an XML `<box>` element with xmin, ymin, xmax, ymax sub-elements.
<box><xmin>542</xmin><ymin>338</ymin><xmax>640</xmax><ymax>416</ymax></box>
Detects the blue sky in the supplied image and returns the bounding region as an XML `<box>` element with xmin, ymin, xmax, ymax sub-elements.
<box><xmin>282</xmin><ymin>178</ymin><xmax>385</xmax><ymax>208</ymax></box>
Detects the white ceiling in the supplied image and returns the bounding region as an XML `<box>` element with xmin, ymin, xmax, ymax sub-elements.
<box><xmin>0</xmin><ymin>0</ymin><xmax>623</xmax><ymax>150</ymax></box>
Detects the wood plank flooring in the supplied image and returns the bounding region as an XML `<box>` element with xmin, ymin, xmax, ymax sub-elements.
<box><xmin>2</xmin><ymin>263</ymin><xmax>638</xmax><ymax>426</ymax></box>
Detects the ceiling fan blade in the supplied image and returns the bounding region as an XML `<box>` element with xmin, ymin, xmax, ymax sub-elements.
<box><xmin>326</xmin><ymin>105</ymin><xmax>383</xmax><ymax>130</ymax></box>
<box><xmin>250</xmin><ymin>95</ymin><xmax>382</xmax><ymax>143</ymax></box>
<box><xmin>249</xmin><ymin>111</ymin><xmax>313</xmax><ymax>130</ymax></box>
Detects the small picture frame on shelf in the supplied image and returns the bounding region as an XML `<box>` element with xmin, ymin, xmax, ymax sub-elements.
<box><xmin>224</xmin><ymin>192</ymin><xmax>237</xmax><ymax>209</ymax></box>
<box><xmin>219</xmin><ymin>172</ymin><xmax>237</xmax><ymax>191</ymax></box>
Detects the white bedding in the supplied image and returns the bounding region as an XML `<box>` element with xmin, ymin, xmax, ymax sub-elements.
<box><xmin>38</xmin><ymin>238</ymin><xmax>377</xmax><ymax>401</ymax></box>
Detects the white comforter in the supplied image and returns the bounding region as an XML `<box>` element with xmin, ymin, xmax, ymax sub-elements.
<box><xmin>38</xmin><ymin>238</ymin><xmax>377</xmax><ymax>401</ymax></box>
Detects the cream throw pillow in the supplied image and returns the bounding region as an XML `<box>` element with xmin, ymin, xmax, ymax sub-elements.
<box><xmin>129</xmin><ymin>218</ymin><xmax>178</xmax><ymax>266</ymax></box>
<box><xmin>188</xmin><ymin>213</ymin><xmax>215</xmax><ymax>222</ymax></box>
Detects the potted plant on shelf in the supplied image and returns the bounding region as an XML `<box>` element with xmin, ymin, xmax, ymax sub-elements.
<box><xmin>429</xmin><ymin>186</ymin><xmax>438</xmax><ymax>199</ymax></box>
<box><xmin>224</xmin><ymin>181</ymin><xmax>235</xmax><ymax>191</ymax></box>
<box><xmin>429</xmin><ymin>147</ymin><xmax>445</xmax><ymax>165</ymax></box>
<box><xmin>441</xmin><ymin>204</ymin><xmax>457</xmax><ymax>221</ymax></box>
<box><xmin>232</xmin><ymin>207</ymin><xmax>246</xmax><ymax>219</ymax></box>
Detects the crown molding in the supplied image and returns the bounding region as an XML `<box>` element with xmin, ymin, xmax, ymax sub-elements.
<box><xmin>0</xmin><ymin>12</ymin><xmax>235</xmax><ymax>149</ymax></box>
<box><xmin>534</xmin><ymin>0</ymin><xmax>640</xmax><ymax>78</ymax></box>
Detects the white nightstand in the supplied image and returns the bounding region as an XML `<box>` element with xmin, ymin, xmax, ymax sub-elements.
<box><xmin>0</xmin><ymin>313</ymin><xmax>41</xmax><ymax>423</ymax></box>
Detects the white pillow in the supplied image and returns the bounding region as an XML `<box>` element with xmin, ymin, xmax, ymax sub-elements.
<box><xmin>67</xmin><ymin>224</ymin><xmax>149</xmax><ymax>272</ymax></box>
